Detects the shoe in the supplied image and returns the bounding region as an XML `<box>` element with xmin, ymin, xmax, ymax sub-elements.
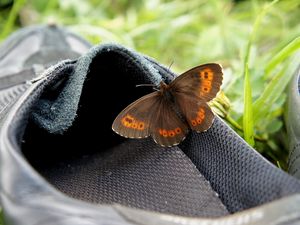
<box><xmin>1</xmin><ymin>42</ymin><xmax>300</xmax><ymax>224</ymax></box>
<box><xmin>286</xmin><ymin>65</ymin><xmax>300</xmax><ymax>179</ymax></box>
<box><xmin>0</xmin><ymin>23</ymin><xmax>91</xmax><ymax>114</ymax></box>
<box><xmin>0</xmin><ymin>23</ymin><xmax>91</xmax><ymax>87</ymax></box>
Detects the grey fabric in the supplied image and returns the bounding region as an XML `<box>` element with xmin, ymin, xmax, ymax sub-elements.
<box><xmin>0</xmin><ymin>24</ymin><xmax>91</xmax><ymax>123</ymax></box>
<box><xmin>0</xmin><ymin>84</ymin><xmax>29</xmax><ymax>116</ymax></box>
<box><xmin>0</xmin><ymin>24</ymin><xmax>91</xmax><ymax>79</ymax></box>
<box><xmin>181</xmin><ymin>118</ymin><xmax>300</xmax><ymax>212</ymax></box>
<box><xmin>0</xmin><ymin>68</ymin><xmax>36</xmax><ymax>90</ymax></box>
<box><xmin>21</xmin><ymin>43</ymin><xmax>300</xmax><ymax>218</ymax></box>
<box><xmin>41</xmin><ymin>139</ymin><xmax>228</xmax><ymax>217</ymax></box>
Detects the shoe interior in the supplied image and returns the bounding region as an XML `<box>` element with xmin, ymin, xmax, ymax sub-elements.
<box><xmin>21</xmin><ymin>52</ymin><xmax>229</xmax><ymax>217</ymax></box>
<box><xmin>21</xmin><ymin>47</ymin><xmax>300</xmax><ymax>218</ymax></box>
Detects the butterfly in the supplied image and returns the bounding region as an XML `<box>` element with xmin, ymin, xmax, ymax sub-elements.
<box><xmin>112</xmin><ymin>63</ymin><xmax>223</xmax><ymax>147</ymax></box>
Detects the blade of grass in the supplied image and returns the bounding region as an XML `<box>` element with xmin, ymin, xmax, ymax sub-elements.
<box><xmin>277</xmin><ymin>161</ymin><xmax>282</xmax><ymax>169</ymax></box>
<box><xmin>0</xmin><ymin>0</ymin><xmax>26</xmax><ymax>40</ymax></box>
<box><xmin>242</xmin><ymin>0</ymin><xmax>279</xmax><ymax>146</ymax></box>
<box><xmin>243</xmin><ymin>63</ymin><xmax>255</xmax><ymax>146</ymax></box>
<box><xmin>0</xmin><ymin>209</ymin><xmax>3</xmax><ymax>225</ymax></box>
<box><xmin>264</xmin><ymin>36</ymin><xmax>300</xmax><ymax>78</ymax></box>
<box><xmin>252</xmin><ymin>65</ymin><xmax>287</xmax><ymax>123</ymax></box>
<box><xmin>253</xmin><ymin>48</ymin><xmax>299</xmax><ymax>123</ymax></box>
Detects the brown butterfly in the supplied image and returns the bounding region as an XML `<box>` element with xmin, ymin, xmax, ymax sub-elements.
<box><xmin>112</xmin><ymin>63</ymin><xmax>223</xmax><ymax>147</ymax></box>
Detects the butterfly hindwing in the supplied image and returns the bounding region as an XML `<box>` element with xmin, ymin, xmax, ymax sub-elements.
<box><xmin>170</xmin><ymin>63</ymin><xmax>223</xmax><ymax>101</ymax></box>
<box><xmin>174</xmin><ymin>91</ymin><xmax>215</xmax><ymax>132</ymax></box>
<box><xmin>112</xmin><ymin>92</ymin><xmax>160</xmax><ymax>138</ymax></box>
<box><xmin>150</xmin><ymin>98</ymin><xmax>189</xmax><ymax>147</ymax></box>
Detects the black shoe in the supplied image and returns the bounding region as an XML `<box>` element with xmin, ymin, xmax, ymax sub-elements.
<box><xmin>1</xmin><ymin>42</ymin><xmax>300</xmax><ymax>224</ymax></box>
<box><xmin>286</xmin><ymin>65</ymin><xmax>300</xmax><ymax>179</ymax></box>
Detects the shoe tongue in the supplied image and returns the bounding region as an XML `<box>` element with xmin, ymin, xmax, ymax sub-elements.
<box><xmin>31</xmin><ymin>43</ymin><xmax>170</xmax><ymax>134</ymax></box>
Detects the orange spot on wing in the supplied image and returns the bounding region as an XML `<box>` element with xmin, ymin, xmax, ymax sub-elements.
<box><xmin>175</xmin><ymin>128</ymin><xmax>182</xmax><ymax>134</ymax></box>
<box><xmin>207</xmin><ymin>72</ymin><xmax>213</xmax><ymax>81</ymax></box>
<box><xmin>191</xmin><ymin>108</ymin><xmax>206</xmax><ymax>126</ymax></box>
<box><xmin>138</xmin><ymin>122</ymin><xmax>145</xmax><ymax>130</ymax></box>
<box><xmin>121</xmin><ymin>114</ymin><xmax>147</xmax><ymax>130</ymax></box>
<box><xmin>159</xmin><ymin>129</ymin><xmax>164</xmax><ymax>135</ymax></box>
<box><xmin>191</xmin><ymin>120</ymin><xmax>197</xmax><ymax>126</ymax></box>
<box><xmin>196</xmin><ymin>117</ymin><xmax>202</xmax><ymax>124</ymax></box>
<box><xmin>200</xmin><ymin>82</ymin><xmax>211</xmax><ymax>95</ymax></box>
<box><xmin>168</xmin><ymin>130</ymin><xmax>175</xmax><ymax>137</ymax></box>
<box><xmin>199</xmin><ymin>68</ymin><xmax>214</xmax><ymax>96</ymax></box>
<box><xmin>162</xmin><ymin>129</ymin><xmax>168</xmax><ymax>137</ymax></box>
<box><xmin>203</xmin><ymin>80</ymin><xmax>212</xmax><ymax>87</ymax></box>
<box><xmin>199</xmin><ymin>68</ymin><xmax>213</xmax><ymax>79</ymax></box>
<box><xmin>198</xmin><ymin>108</ymin><xmax>205</xmax><ymax>119</ymax></box>
<box><xmin>158</xmin><ymin>127</ymin><xmax>182</xmax><ymax>137</ymax></box>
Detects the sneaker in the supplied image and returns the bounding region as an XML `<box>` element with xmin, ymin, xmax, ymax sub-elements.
<box><xmin>286</xmin><ymin>65</ymin><xmax>300</xmax><ymax>179</ymax></box>
<box><xmin>1</xmin><ymin>42</ymin><xmax>300</xmax><ymax>224</ymax></box>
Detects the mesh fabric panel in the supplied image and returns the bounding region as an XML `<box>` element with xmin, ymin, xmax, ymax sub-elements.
<box><xmin>40</xmin><ymin>139</ymin><xmax>228</xmax><ymax>217</ymax></box>
<box><xmin>180</xmin><ymin>117</ymin><xmax>300</xmax><ymax>212</ymax></box>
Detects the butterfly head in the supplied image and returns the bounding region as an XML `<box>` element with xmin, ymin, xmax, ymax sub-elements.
<box><xmin>159</xmin><ymin>81</ymin><xmax>168</xmax><ymax>91</ymax></box>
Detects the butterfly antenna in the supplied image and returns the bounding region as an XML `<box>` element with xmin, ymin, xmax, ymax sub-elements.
<box><xmin>168</xmin><ymin>60</ymin><xmax>174</xmax><ymax>70</ymax></box>
<box><xmin>135</xmin><ymin>84</ymin><xmax>156</xmax><ymax>88</ymax></box>
<box><xmin>135</xmin><ymin>84</ymin><xmax>159</xmax><ymax>91</ymax></box>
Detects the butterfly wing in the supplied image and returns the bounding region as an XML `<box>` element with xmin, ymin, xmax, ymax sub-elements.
<box><xmin>150</xmin><ymin>98</ymin><xmax>189</xmax><ymax>147</ymax></box>
<box><xmin>169</xmin><ymin>63</ymin><xmax>222</xmax><ymax>132</ymax></box>
<box><xmin>169</xmin><ymin>63</ymin><xmax>223</xmax><ymax>101</ymax></box>
<box><xmin>112</xmin><ymin>92</ymin><xmax>160</xmax><ymax>138</ymax></box>
<box><xmin>174</xmin><ymin>92</ymin><xmax>215</xmax><ymax>132</ymax></box>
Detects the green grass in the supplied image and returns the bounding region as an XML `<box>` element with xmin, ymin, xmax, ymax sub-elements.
<box><xmin>242</xmin><ymin>0</ymin><xmax>280</xmax><ymax>147</ymax></box>
<box><xmin>0</xmin><ymin>209</ymin><xmax>3</xmax><ymax>225</ymax></box>
<box><xmin>0</xmin><ymin>0</ymin><xmax>26</xmax><ymax>40</ymax></box>
<box><xmin>243</xmin><ymin>62</ymin><xmax>255</xmax><ymax>146</ymax></box>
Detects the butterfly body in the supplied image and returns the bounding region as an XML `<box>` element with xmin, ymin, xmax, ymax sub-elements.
<box><xmin>159</xmin><ymin>81</ymin><xmax>173</xmax><ymax>101</ymax></box>
<box><xmin>158</xmin><ymin>81</ymin><xmax>188</xmax><ymax>124</ymax></box>
<box><xmin>112</xmin><ymin>63</ymin><xmax>223</xmax><ymax>147</ymax></box>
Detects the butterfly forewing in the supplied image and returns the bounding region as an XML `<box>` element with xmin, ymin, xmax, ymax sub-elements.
<box><xmin>170</xmin><ymin>63</ymin><xmax>223</xmax><ymax>101</ymax></box>
<box><xmin>150</xmin><ymin>98</ymin><xmax>189</xmax><ymax>147</ymax></box>
<box><xmin>112</xmin><ymin>92</ymin><xmax>160</xmax><ymax>138</ymax></box>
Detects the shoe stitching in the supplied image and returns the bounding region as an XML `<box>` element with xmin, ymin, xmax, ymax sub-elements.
<box><xmin>0</xmin><ymin>84</ymin><xmax>30</xmax><ymax>119</ymax></box>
